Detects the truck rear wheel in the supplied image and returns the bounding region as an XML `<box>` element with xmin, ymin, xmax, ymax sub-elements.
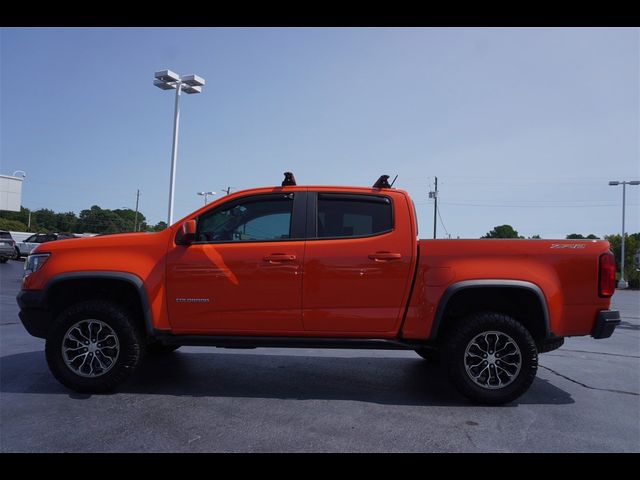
<box><xmin>45</xmin><ymin>300</ymin><xmax>145</xmax><ymax>393</ymax></box>
<box><xmin>442</xmin><ymin>312</ymin><xmax>538</xmax><ymax>405</ymax></box>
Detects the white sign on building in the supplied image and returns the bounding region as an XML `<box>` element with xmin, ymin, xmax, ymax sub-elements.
<box><xmin>0</xmin><ymin>175</ymin><xmax>24</xmax><ymax>212</ymax></box>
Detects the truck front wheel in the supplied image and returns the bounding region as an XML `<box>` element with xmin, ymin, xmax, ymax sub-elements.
<box><xmin>443</xmin><ymin>312</ymin><xmax>538</xmax><ymax>405</ymax></box>
<box><xmin>45</xmin><ymin>300</ymin><xmax>146</xmax><ymax>393</ymax></box>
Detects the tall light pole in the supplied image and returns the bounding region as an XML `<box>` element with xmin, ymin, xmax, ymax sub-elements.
<box><xmin>154</xmin><ymin>69</ymin><xmax>205</xmax><ymax>225</ymax></box>
<box><xmin>197</xmin><ymin>191</ymin><xmax>216</xmax><ymax>205</ymax></box>
<box><xmin>608</xmin><ymin>180</ymin><xmax>640</xmax><ymax>289</ymax></box>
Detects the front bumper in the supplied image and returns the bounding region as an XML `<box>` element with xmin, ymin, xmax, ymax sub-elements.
<box><xmin>17</xmin><ymin>289</ymin><xmax>51</xmax><ymax>339</ymax></box>
<box><xmin>591</xmin><ymin>310</ymin><xmax>621</xmax><ymax>339</ymax></box>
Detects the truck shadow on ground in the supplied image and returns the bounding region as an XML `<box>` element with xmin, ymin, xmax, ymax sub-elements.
<box><xmin>617</xmin><ymin>320</ymin><xmax>640</xmax><ymax>331</ymax></box>
<box><xmin>0</xmin><ymin>350</ymin><xmax>574</xmax><ymax>406</ymax></box>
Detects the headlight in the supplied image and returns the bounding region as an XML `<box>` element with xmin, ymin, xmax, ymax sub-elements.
<box><xmin>24</xmin><ymin>253</ymin><xmax>50</xmax><ymax>277</ymax></box>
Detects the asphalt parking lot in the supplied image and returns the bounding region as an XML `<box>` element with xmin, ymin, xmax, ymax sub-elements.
<box><xmin>1</xmin><ymin>258</ymin><xmax>639</xmax><ymax>452</ymax></box>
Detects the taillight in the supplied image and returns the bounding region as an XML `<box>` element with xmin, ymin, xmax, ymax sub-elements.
<box><xmin>599</xmin><ymin>251</ymin><xmax>616</xmax><ymax>297</ymax></box>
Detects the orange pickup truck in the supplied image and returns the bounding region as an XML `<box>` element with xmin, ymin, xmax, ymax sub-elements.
<box><xmin>17</xmin><ymin>174</ymin><xmax>620</xmax><ymax>404</ymax></box>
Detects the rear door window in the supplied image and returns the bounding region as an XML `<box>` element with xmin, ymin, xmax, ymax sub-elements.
<box><xmin>316</xmin><ymin>194</ymin><xmax>392</xmax><ymax>238</ymax></box>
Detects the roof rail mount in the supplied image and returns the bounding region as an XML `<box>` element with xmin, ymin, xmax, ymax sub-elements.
<box><xmin>282</xmin><ymin>172</ymin><xmax>296</xmax><ymax>186</ymax></box>
<box><xmin>373</xmin><ymin>175</ymin><xmax>391</xmax><ymax>189</ymax></box>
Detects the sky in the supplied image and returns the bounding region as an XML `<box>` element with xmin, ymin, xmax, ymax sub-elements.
<box><xmin>1</xmin><ymin>27</ymin><xmax>638</xmax><ymax>238</ymax></box>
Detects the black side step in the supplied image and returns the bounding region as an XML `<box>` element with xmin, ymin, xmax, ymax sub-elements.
<box><xmin>156</xmin><ymin>335</ymin><xmax>430</xmax><ymax>351</ymax></box>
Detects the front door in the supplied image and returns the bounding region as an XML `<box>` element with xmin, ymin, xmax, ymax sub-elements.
<box><xmin>302</xmin><ymin>192</ymin><xmax>415</xmax><ymax>335</ymax></box>
<box><xmin>166</xmin><ymin>192</ymin><xmax>306</xmax><ymax>334</ymax></box>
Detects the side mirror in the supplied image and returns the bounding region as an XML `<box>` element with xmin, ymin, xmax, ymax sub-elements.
<box><xmin>180</xmin><ymin>219</ymin><xmax>197</xmax><ymax>245</ymax></box>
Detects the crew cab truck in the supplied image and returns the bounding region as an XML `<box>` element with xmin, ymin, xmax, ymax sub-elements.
<box><xmin>17</xmin><ymin>174</ymin><xmax>621</xmax><ymax>405</ymax></box>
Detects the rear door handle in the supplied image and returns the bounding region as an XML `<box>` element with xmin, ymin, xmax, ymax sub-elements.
<box><xmin>368</xmin><ymin>252</ymin><xmax>402</xmax><ymax>261</ymax></box>
<box><xmin>264</xmin><ymin>253</ymin><xmax>297</xmax><ymax>263</ymax></box>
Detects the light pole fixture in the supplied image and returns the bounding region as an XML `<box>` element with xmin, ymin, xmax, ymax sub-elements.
<box><xmin>608</xmin><ymin>180</ymin><xmax>640</xmax><ymax>289</ymax></box>
<box><xmin>197</xmin><ymin>191</ymin><xmax>216</xmax><ymax>205</ymax></box>
<box><xmin>154</xmin><ymin>69</ymin><xmax>205</xmax><ymax>225</ymax></box>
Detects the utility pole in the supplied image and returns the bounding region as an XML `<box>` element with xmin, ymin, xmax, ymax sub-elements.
<box><xmin>28</xmin><ymin>211</ymin><xmax>32</xmax><ymax>230</ymax></box>
<box><xmin>134</xmin><ymin>189</ymin><xmax>140</xmax><ymax>232</ymax></box>
<box><xmin>429</xmin><ymin>177</ymin><xmax>438</xmax><ymax>239</ymax></box>
<box><xmin>222</xmin><ymin>187</ymin><xmax>232</xmax><ymax>195</ymax></box>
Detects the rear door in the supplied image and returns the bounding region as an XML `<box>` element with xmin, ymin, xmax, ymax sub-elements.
<box><xmin>302</xmin><ymin>191</ymin><xmax>415</xmax><ymax>335</ymax></box>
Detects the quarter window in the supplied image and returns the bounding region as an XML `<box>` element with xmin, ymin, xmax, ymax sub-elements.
<box><xmin>197</xmin><ymin>194</ymin><xmax>294</xmax><ymax>242</ymax></box>
<box><xmin>316</xmin><ymin>194</ymin><xmax>392</xmax><ymax>238</ymax></box>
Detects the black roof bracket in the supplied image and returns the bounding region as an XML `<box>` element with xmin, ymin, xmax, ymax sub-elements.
<box><xmin>282</xmin><ymin>172</ymin><xmax>296</xmax><ymax>186</ymax></box>
<box><xmin>373</xmin><ymin>175</ymin><xmax>391</xmax><ymax>189</ymax></box>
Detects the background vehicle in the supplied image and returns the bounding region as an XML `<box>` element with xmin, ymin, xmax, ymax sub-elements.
<box><xmin>0</xmin><ymin>230</ymin><xmax>16</xmax><ymax>262</ymax></box>
<box><xmin>16</xmin><ymin>174</ymin><xmax>620</xmax><ymax>404</ymax></box>
<box><xmin>16</xmin><ymin>232</ymin><xmax>75</xmax><ymax>257</ymax></box>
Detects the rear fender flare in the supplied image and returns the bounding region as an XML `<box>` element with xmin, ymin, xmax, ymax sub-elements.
<box><xmin>429</xmin><ymin>279</ymin><xmax>550</xmax><ymax>340</ymax></box>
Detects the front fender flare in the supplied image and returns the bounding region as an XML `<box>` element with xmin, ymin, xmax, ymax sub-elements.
<box><xmin>43</xmin><ymin>271</ymin><xmax>154</xmax><ymax>337</ymax></box>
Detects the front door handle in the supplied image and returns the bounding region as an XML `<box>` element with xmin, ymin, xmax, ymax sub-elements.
<box><xmin>264</xmin><ymin>253</ymin><xmax>297</xmax><ymax>263</ymax></box>
<box><xmin>368</xmin><ymin>252</ymin><xmax>402</xmax><ymax>261</ymax></box>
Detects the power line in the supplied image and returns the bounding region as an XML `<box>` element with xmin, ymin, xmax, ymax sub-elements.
<box><xmin>436</xmin><ymin>203</ymin><xmax>449</xmax><ymax>237</ymax></box>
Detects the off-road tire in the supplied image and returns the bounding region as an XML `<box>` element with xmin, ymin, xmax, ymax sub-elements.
<box><xmin>442</xmin><ymin>312</ymin><xmax>538</xmax><ymax>405</ymax></box>
<box><xmin>45</xmin><ymin>300</ymin><xmax>145</xmax><ymax>393</ymax></box>
<box><xmin>0</xmin><ymin>257</ymin><xmax>7</xmax><ymax>263</ymax></box>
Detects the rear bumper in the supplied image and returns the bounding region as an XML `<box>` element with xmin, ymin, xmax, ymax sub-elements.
<box><xmin>17</xmin><ymin>289</ymin><xmax>51</xmax><ymax>339</ymax></box>
<box><xmin>591</xmin><ymin>310</ymin><xmax>621</xmax><ymax>339</ymax></box>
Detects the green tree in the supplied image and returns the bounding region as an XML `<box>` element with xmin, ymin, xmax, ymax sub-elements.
<box><xmin>77</xmin><ymin>206</ymin><xmax>127</xmax><ymax>234</ymax></box>
<box><xmin>149</xmin><ymin>221</ymin><xmax>167</xmax><ymax>232</ymax></box>
<box><xmin>566</xmin><ymin>233</ymin><xmax>600</xmax><ymax>239</ymax></box>
<box><xmin>604</xmin><ymin>233</ymin><xmax>640</xmax><ymax>288</ymax></box>
<box><xmin>0</xmin><ymin>218</ymin><xmax>28</xmax><ymax>231</ymax></box>
<box><xmin>113</xmin><ymin>208</ymin><xmax>146</xmax><ymax>232</ymax></box>
<box><xmin>55</xmin><ymin>211</ymin><xmax>77</xmax><ymax>233</ymax></box>
<box><xmin>482</xmin><ymin>225</ymin><xmax>522</xmax><ymax>239</ymax></box>
<box><xmin>32</xmin><ymin>208</ymin><xmax>59</xmax><ymax>232</ymax></box>
<box><xmin>530</xmin><ymin>234</ymin><xmax>542</xmax><ymax>239</ymax></box>
<box><xmin>0</xmin><ymin>206</ymin><xmax>33</xmax><ymax>229</ymax></box>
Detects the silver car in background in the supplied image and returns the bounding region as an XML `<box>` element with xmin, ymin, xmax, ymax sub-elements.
<box><xmin>0</xmin><ymin>230</ymin><xmax>17</xmax><ymax>263</ymax></box>
<box><xmin>16</xmin><ymin>233</ymin><xmax>75</xmax><ymax>257</ymax></box>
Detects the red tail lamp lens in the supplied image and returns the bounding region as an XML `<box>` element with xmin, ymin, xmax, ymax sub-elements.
<box><xmin>599</xmin><ymin>251</ymin><xmax>616</xmax><ymax>297</ymax></box>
